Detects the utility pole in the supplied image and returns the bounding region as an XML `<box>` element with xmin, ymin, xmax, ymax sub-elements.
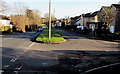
<box><xmin>49</xmin><ymin>0</ymin><xmax>52</xmax><ymax>39</ymax></box>
<box><xmin>54</xmin><ymin>8</ymin><xmax>55</xmax><ymax>25</ymax></box>
<box><xmin>54</xmin><ymin>8</ymin><xmax>55</xmax><ymax>18</ymax></box>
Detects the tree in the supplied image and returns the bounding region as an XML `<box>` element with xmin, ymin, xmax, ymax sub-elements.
<box><xmin>10</xmin><ymin>2</ymin><xmax>29</xmax><ymax>32</ymax></box>
<box><xmin>10</xmin><ymin>14</ymin><xmax>27</xmax><ymax>32</ymax></box>
<box><xmin>0</xmin><ymin>0</ymin><xmax>8</xmax><ymax>13</ymax></box>
<box><xmin>44</xmin><ymin>13</ymin><xmax>55</xmax><ymax>23</ymax></box>
<box><xmin>26</xmin><ymin>9</ymin><xmax>41</xmax><ymax>25</ymax></box>
<box><xmin>32</xmin><ymin>9</ymin><xmax>41</xmax><ymax>25</ymax></box>
<box><xmin>26</xmin><ymin>9</ymin><xmax>34</xmax><ymax>25</ymax></box>
<box><xmin>105</xmin><ymin>8</ymin><xmax>113</xmax><ymax>28</ymax></box>
<box><xmin>98</xmin><ymin>7</ymin><xmax>113</xmax><ymax>29</ymax></box>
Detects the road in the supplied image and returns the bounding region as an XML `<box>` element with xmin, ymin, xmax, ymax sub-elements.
<box><xmin>1</xmin><ymin>29</ymin><xmax>120</xmax><ymax>74</ymax></box>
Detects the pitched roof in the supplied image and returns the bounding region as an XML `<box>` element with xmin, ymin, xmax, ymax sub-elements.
<box><xmin>82</xmin><ymin>13</ymin><xmax>91</xmax><ymax>17</ymax></box>
<box><xmin>111</xmin><ymin>4</ymin><xmax>120</xmax><ymax>9</ymax></box>
<box><xmin>111</xmin><ymin>4</ymin><xmax>120</xmax><ymax>8</ymax></box>
<box><xmin>82</xmin><ymin>11</ymin><xmax>99</xmax><ymax>17</ymax></box>
<box><xmin>99</xmin><ymin>6</ymin><xmax>111</xmax><ymax>14</ymax></box>
<box><xmin>101</xmin><ymin>6</ymin><xmax>111</xmax><ymax>11</ymax></box>
<box><xmin>90</xmin><ymin>11</ymin><xmax>99</xmax><ymax>17</ymax></box>
<box><xmin>71</xmin><ymin>15</ymin><xmax>81</xmax><ymax>19</ymax></box>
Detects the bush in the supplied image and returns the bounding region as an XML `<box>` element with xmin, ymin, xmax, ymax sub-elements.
<box><xmin>2</xmin><ymin>31</ymin><xmax>10</xmax><ymax>34</ymax></box>
<box><xmin>115</xmin><ymin>31</ymin><xmax>120</xmax><ymax>35</ymax></box>
<box><xmin>5</xmin><ymin>28</ymin><xmax>11</xmax><ymax>31</ymax></box>
<box><xmin>2</xmin><ymin>27</ymin><xmax>11</xmax><ymax>34</ymax></box>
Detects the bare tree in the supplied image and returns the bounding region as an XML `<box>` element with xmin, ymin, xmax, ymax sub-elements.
<box><xmin>25</xmin><ymin>9</ymin><xmax>34</xmax><ymax>25</ymax></box>
<box><xmin>0</xmin><ymin>0</ymin><xmax>8</xmax><ymax>13</ymax></box>
<box><xmin>98</xmin><ymin>7</ymin><xmax>113</xmax><ymax>29</ymax></box>
<box><xmin>10</xmin><ymin>14</ymin><xmax>26</xmax><ymax>32</ymax></box>
<box><xmin>44</xmin><ymin>13</ymin><xmax>55</xmax><ymax>23</ymax></box>
<box><xmin>26</xmin><ymin>9</ymin><xmax>41</xmax><ymax>25</ymax></box>
<box><xmin>10</xmin><ymin>2</ymin><xmax>29</xmax><ymax>32</ymax></box>
<box><xmin>32</xmin><ymin>9</ymin><xmax>41</xmax><ymax>25</ymax></box>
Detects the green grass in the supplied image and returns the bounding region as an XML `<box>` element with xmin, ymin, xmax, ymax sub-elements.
<box><xmin>115</xmin><ymin>31</ymin><xmax>120</xmax><ymax>35</ymax></box>
<box><xmin>36</xmin><ymin>29</ymin><xmax>65</xmax><ymax>43</ymax></box>
<box><xmin>5</xmin><ymin>28</ymin><xmax>11</xmax><ymax>31</ymax></box>
<box><xmin>38</xmin><ymin>24</ymin><xmax>45</xmax><ymax>26</ymax></box>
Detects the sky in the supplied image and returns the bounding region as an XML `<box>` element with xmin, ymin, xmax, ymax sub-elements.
<box><xmin>4</xmin><ymin>0</ymin><xmax>120</xmax><ymax>19</ymax></box>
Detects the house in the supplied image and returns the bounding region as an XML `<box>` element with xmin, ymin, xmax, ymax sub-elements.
<box><xmin>65</xmin><ymin>18</ymin><xmax>71</xmax><ymax>25</ymax></box>
<box><xmin>98</xmin><ymin>5</ymin><xmax>120</xmax><ymax>33</ymax></box>
<box><xmin>75</xmin><ymin>19</ymin><xmax>81</xmax><ymax>25</ymax></box>
<box><xmin>77</xmin><ymin>12</ymin><xmax>100</xmax><ymax>27</ymax></box>
<box><xmin>70</xmin><ymin>15</ymin><xmax>81</xmax><ymax>25</ymax></box>
<box><xmin>109</xmin><ymin>4</ymin><xmax>120</xmax><ymax>33</ymax></box>
<box><xmin>98</xmin><ymin>6</ymin><xmax>111</xmax><ymax>23</ymax></box>
<box><xmin>80</xmin><ymin>13</ymin><xmax>92</xmax><ymax>28</ymax></box>
<box><xmin>86</xmin><ymin>11</ymin><xmax>102</xmax><ymax>30</ymax></box>
<box><xmin>98</xmin><ymin>6</ymin><xmax>111</xmax><ymax>30</ymax></box>
<box><xmin>0</xmin><ymin>15</ymin><xmax>13</xmax><ymax>31</ymax></box>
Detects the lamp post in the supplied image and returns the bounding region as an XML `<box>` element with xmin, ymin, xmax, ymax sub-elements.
<box><xmin>49</xmin><ymin>0</ymin><xmax>52</xmax><ymax>39</ymax></box>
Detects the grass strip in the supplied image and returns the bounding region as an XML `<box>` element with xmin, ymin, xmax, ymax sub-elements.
<box><xmin>36</xmin><ymin>29</ymin><xmax>65</xmax><ymax>43</ymax></box>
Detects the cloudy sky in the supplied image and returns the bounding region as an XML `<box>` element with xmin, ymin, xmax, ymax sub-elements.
<box><xmin>5</xmin><ymin>0</ymin><xmax>120</xmax><ymax>18</ymax></box>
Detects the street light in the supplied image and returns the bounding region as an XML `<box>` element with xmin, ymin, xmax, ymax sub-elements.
<box><xmin>49</xmin><ymin>0</ymin><xmax>52</xmax><ymax>39</ymax></box>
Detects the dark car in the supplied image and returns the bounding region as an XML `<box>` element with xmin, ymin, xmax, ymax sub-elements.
<box><xmin>36</xmin><ymin>26</ymin><xmax>43</xmax><ymax>32</ymax></box>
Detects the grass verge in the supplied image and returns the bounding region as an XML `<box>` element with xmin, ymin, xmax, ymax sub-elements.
<box><xmin>36</xmin><ymin>29</ymin><xmax>66</xmax><ymax>43</ymax></box>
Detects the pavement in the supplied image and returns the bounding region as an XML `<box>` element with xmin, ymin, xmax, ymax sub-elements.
<box><xmin>1</xmin><ymin>29</ymin><xmax>120</xmax><ymax>73</ymax></box>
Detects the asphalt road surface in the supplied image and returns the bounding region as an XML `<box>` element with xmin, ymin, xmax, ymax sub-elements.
<box><xmin>1</xmin><ymin>30</ymin><xmax>120</xmax><ymax>74</ymax></box>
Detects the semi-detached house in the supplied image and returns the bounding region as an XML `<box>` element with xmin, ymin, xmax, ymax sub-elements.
<box><xmin>110</xmin><ymin>4</ymin><xmax>120</xmax><ymax>33</ymax></box>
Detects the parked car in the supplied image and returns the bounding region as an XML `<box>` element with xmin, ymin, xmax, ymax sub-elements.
<box><xmin>76</xmin><ymin>26</ymin><xmax>90</xmax><ymax>33</ymax></box>
<box><xmin>77</xmin><ymin>26</ymin><xmax>84</xmax><ymax>30</ymax></box>
<box><xmin>36</xmin><ymin>26</ymin><xmax>43</xmax><ymax>32</ymax></box>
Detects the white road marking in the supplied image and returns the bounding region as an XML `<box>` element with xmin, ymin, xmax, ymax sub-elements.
<box><xmin>83</xmin><ymin>63</ymin><xmax>120</xmax><ymax>73</ymax></box>
<box><xmin>10</xmin><ymin>42</ymin><xmax>35</xmax><ymax>63</ymax></box>
<box><xmin>3</xmin><ymin>65</ymin><xmax>10</xmax><ymax>68</ymax></box>
<box><xmin>0</xmin><ymin>70</ymin><xmax>4</xmax><ymax>74</ymax></box>
<box><xmin>27</xmin><ymin>42</ymin><xmax>35</xmax><ymax>49</ymax></box>
<box><xmin>15</xmin><ymin>66</ymin><xmax>22</xmax><ymax>70</ymax></box>
<box><xmin>21</xmin><ymin>42</ymin><xmax>35</xmax><ymax>54</ymax></box>
<box><xmin>10</xmin><ymin>58</ymin><xmax>17</xmax><ymax>63</ymax></box>
<box><xmin>16</xmin><ymin>55</ymin><xmax>19</xmax><ymax>58</ymax></box>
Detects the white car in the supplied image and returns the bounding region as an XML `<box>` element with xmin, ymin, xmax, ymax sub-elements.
<box><xmin>77</xmin><ymin>26</ymin><xmax>84</xmax><ymax>30</ymax></box>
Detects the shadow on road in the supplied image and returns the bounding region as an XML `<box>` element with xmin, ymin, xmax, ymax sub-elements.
<box><xmin>2</xmin><ymin>47</ymin><xmax>25</xmax><ymax>66</ymax></box>
<box><xmin>1</xmin><ymin>47</ymin><xmax>120</xmax><ymax>74</ymax></box>
<box><xmin>1</xmin><ymin>32</ymin><xmax>41</xmax><ymax>42</ymax></box>
<box><xmin>54</xmin><ymin>28</ymin><xmax>101</xmax><ymax>40</ymax></box>
<box><xmin>2</xmin><ymin>32</ymin><xmax>35</xmax><ymax>38</ymax></box>
<box><xmin>54</xmin><ymin>28</ymin><xmax>120</xmax><ymax>44</ymax></box>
